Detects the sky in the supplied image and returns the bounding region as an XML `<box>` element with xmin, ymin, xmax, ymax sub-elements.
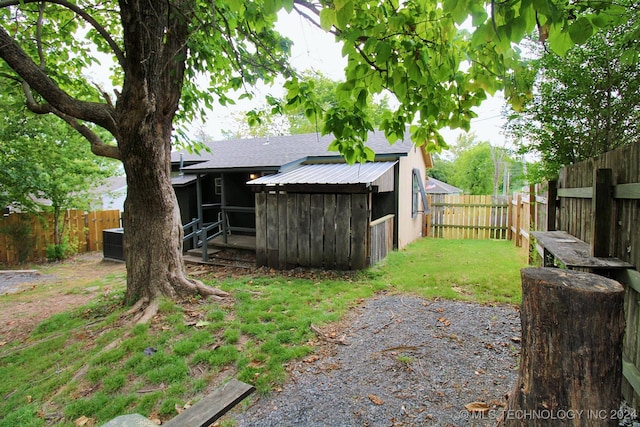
<box><xmin>195</xmin><ymin>10</ymin><xmax>510</xmax><ymax>152</ymax></box>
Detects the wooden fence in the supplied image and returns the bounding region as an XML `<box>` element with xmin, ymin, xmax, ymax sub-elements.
<box><xmin>427</xmin><ymin>194</ymin><xmax>511</xmax><ymax>239</ymax></box>
<box><xmin>536</xmin><ymin>142</ymin><xmax>640</xmax><ymax>409</ymax></box>
<box><xmin>0</xmin><ymin>209</ymin><xmax>121</xmax><ymax>264</ymax></box>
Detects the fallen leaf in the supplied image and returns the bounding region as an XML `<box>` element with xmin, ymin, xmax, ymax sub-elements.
<box><xmin>368</xmin><ymin>394</ymin><xmax>384</xmax><ymax>405</ymax></box>
<box><xmin>0</xmin><ymin>341</ymin><xmax>7</xmax><ymax>346</ymax></box>
<box><xmin>511</xmin><ymin>336</ymin><xmax>521</xmax><ymax>343</ymax></box>
<box><xmin>26</xmin><ymin>395</ymin><xmax>32</xmax><ymax>403</ymax></box>
<box><xmin>437</xmin><ymin>317</ymin><xmax>451</xmax><ymax>327</ymax></box>
<box><xmin>74</xmin><ymin>416</ymin><xmax>95</xmax><ymax>426</ymax></box>
<box><xmin>194</xmin><ymin>320</ymin><xmax>211</xmax><ymax>327</ymax></box>
<box><xmin>465</xmin><ymin>401</ymin><xmax>490</xmax><ymax>414</ymax></box>
<box><xmin>303</xmin><ymin>355</ymin><xmax>320</xmax><ymax>363</ymax></box>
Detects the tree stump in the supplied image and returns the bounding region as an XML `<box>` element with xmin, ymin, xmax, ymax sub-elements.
<box><xmin>503</xmin><ymin>267</ymin><xmax>625</xmax><ymax>427</ymax></box>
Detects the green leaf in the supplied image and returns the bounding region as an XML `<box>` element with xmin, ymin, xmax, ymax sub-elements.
<box><xmin>443</xmin><ymin>0</ymin><xmax>458</xmax><ymax>13</ymax></box>
<box><xmin>263</xmin><ymin>0</ymin><xmax>277</xmax><ymax>15</ymax></box>
<box><xmin>336</xmin><ymin>2</ymin><xmax>354</xmax><ymax>29</ymax></box>
<box><xmin>547</xmin><ymin>23</ymin><xmax>573</xmax><ymax>56</ymax></box>
<box><xmin>568</xmin><ymin>17</ymin><xmax>593</xmax><ymax>45</ymax></box>
<box><xmin>319</xmin><ymin>8</ymin><xmax>336</xmax><ymax>31</ymax></box>
<box><xmin>375</xmin><ymin>42</ymin><xmax>392</xmax><ymax>63</ymax></box>
<box><xmin>507</xmin><ymin>16</ymin><xmax>527</xmax><ymax>42</ymax></box>
<box><xmin>281</xmin><ymin>0</ymin><xmax>294</xmax><ymax>13</ymax></box>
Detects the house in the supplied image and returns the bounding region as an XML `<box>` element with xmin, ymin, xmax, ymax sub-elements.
<box><xmin>170</xmin><ymin>130</ymin><xmax>432</xmax><ymax>270</ymax></box>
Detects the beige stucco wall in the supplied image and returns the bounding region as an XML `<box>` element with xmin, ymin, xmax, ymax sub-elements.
<box><xmin>397</xmin><ymin>146</ymin><xmax>429</xmax><ymax>249</ymax></box>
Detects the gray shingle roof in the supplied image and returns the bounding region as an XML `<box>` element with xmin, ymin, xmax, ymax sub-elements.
<box><xmin>173</xmin><ymin>130</ymin><xmax>415</xmax><ymax>172</ymax></box>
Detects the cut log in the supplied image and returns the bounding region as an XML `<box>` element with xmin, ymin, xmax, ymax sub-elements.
<box><xmin>503</xmin><ymin>267</ymin><xmax>625</xmax><ymax>427</ymax></box>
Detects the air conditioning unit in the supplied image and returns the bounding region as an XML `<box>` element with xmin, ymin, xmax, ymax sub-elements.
<box><xmin>103</xmin><ymin>228</ymin><xmax>125</xmax><ymax>261</ymax></box>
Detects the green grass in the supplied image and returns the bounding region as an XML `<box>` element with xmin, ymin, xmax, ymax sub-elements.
<box><xmin>0</xmin><ymin>238</ymin><xmax>526</xmax><ymax>426</ymax></box>
<box><xmin>371</xmin><ymin>238</ymin><xmax>526</xmax><ymax>304</ymax></box>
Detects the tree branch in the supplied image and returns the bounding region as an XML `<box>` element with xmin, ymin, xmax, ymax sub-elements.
<box><xmin>21</xmin><ymin>81</ymin><xmax>121</xmax><ymax>160</ymax></box>
<box><xmin>0</xmin><ymin>26</ymin><xmax>118</xmax><ymax>135</ymax></box>
<box><xmin>0</xmin><ymin>0</ymin><xmax>126</xmax><ymax>67</ymax></box>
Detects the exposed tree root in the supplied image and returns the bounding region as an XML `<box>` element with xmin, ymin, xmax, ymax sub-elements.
<box><xmin>187</xmin><ymin>277</ymin><xmax>229</xmax><ymax>299</ymax></box>
<box><xmin>133</xmin><ymin>298</ymin><xmax>160</xmax><ymax>324</ymax></box>
<box><xmin>124</xmin><ymin>277</ymin><xmax>230</xmax><ymax>324</ymax></box>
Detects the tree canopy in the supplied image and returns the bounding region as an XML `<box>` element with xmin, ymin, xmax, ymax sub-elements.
<box><xmin>222</xmin><ymin>70</ymin><xmax>393</xmax><ymax>139</ymax></box>
<box><xmin>431</xmin><ymin>133</ymin><xmax>526</xmax><ymax>195</ymax></box>
<box><xmin>505</xmin><ymin>19</ymin><xmax>640</xmax><ymax>181</ymax></box>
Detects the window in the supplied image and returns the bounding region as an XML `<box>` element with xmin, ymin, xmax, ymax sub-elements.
<box><xmin>412</xmin><ymin>168</ymin><xmax>429</xmax><ymax>218</ymax></box>
<box><xmin>214</xmin><ymin>177</ymin><xmax>222</xmax><ymax>196</ymax></box>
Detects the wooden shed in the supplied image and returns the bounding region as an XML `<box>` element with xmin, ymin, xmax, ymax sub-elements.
<box><xmin>248</xmin><ymin>162</ymin><xmax>399</xmax><ymax>269</ymax></box>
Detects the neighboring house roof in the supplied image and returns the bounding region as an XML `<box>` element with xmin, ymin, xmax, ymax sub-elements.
<box><xmin>247</xmin><ymin>161</ymin><xmax>396</xmax><ymax>187</ymax></box>
<box><xmin>172</xmin><ymin>130</ymin><xmax>432</xmax><ymax>173</ymax></box>
<box><xmin>424</xmin><ymin>177</ymin><xmax>462</xmax><ymax>194</ymax></box>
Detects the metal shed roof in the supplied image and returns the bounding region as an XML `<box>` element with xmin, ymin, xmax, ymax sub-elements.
<box><xmin>247</xmin><ymin>161</ymin><xmax>397</xmax><ymax>187</ymax></box>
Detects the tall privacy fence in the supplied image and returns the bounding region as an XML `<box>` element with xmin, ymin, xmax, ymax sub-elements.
<box><xmin>542</xmin><ymin>142</ymin><xmax>640</xmax><ymax>409</ymax></box>
<box><xmin>0</xmin><ymin>209</ymin><xmax>121</xmax><ymax>264</ymax></box>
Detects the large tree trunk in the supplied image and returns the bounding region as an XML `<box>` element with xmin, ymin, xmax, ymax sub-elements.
<box><xmin>503</xmin><ymin>267</ymin><xmax>625</xmax><ymax>427</ymax></box>
<box><xmin>118</xmin><ymin>113</ymin><xmax>228</xmax><ymax>322</ymax></box>
<box><xmin>114</xmin><ymin>0</ymin><xmax>228</xmax><ymax>321</ymax></box>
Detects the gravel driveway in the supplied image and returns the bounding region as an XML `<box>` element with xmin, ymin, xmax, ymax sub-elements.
<box><xmin>233</xmin><ymin>295</ymin><xmax>521</xmax><ymax>427</ymax></box>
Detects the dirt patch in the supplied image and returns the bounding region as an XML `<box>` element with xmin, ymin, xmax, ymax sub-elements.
<box><xmin>0</xmin><ymin>252</ymin><xmax>125</xmax><ymax>343</ymax></box>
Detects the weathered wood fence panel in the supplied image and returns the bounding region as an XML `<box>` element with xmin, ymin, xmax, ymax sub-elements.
<box><xmin>428</xmin><ymin>194</ymin><xmax>510</xmax><ymax>240</ymax></box>
<box><xmin>369</xmin><ymin>214</ymin><xmax>394</xmax><ymax>267</ymax></box>
<box><xmin>0</xmin><ymin>209</ymin><xmax>121</xmax><ymax>264</ymax></box>
<box><xmin>540</xmin><ymin>141</ymin><xmax>640</xmax><ymax>410</ymax></box>
<box><xmin>255</xmin><ymin>192</ymin><xmax>378</xmax><ymax>270</ymax></box>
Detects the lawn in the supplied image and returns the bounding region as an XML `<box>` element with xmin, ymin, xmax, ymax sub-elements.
<box><xmin>0</xmin><ymin>238</ymin><xmax>527</xmax><ymax>426</ymax></box>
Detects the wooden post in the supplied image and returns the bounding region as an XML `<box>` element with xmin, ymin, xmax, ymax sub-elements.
<box><xmin>503</xmin><ymin>268</ymin><xmax>625</xmax><ymax>427</ymax></box>
<box><xmin>514</xmin><ymin>194</ymin><xmax>522</xmax><ymax>247</ymax></box>
<box><xmin>547</xmin><ymin>180</ymin><xmax>557</xmax><ymax>231</ymax></box>
<box><xmin>591</xmin><ymin>168</ymin><xmax>613</xmax><ymax>257</ymax></box>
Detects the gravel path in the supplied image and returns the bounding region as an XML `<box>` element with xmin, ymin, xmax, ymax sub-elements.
<box><xmin>0</xmin><ymin>270</ymin><xmax>47</xmax><ymax>295</ymax></box>
<box><xmin>233</xmin><ymin>295</ymin><xmax>521</xmax><ymax>427</ymax></box>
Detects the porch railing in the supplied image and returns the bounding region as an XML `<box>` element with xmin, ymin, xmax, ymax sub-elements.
<box><xmin>182</xmin><ymin>217</ymin><xmax>224</xmax><ymax>261</ymax></box>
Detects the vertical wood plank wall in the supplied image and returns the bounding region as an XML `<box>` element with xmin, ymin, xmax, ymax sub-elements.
<box><xmin>255</xmin><ymin>192</ymin><xmax>372</xmax><ymax>270</ymax></box>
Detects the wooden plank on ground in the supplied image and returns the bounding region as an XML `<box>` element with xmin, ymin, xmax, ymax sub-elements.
<box><xmin>164</xmin><ymin>379</ymin><xmax>255</xmax><ymax>427</ymax></box>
